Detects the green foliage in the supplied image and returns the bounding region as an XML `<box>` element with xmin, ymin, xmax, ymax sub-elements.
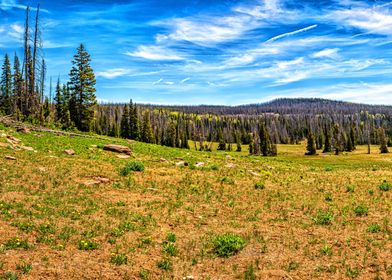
<box><xmin>353</xmin><ymin>205</ymin><xmax>368</xmax><ymax>216</ymax></box>
<box><xmin>367</xmin><ymin>224</ymin><xmax>381</xmax><ymax>233</ymax></box>
<box><xmin>379</xmin><ymin>181</ymin><xmax>391</xmax><ymax>191</ymax></box>
<box><xmin>1</xmin><ymin>271</ymin><xmax>18</xmax><ymax>280</ymax></box>
<box><xmin>305</xmin><ymin>132</ymin><xmax>317</xmax><ymax>155</ymax></box>
<box><xmin>320</xmin><ymin>244</ymin><xmax>332</xmax><ymax>256</ymax></box>
<box><xmin>16</xmin><ymin>262</ymin><xmax>32</xmax><ymax>274</ymax></box>
<box><xmin>162</xmin><ymin>242</ymin><xmax>177</xmax><ymax>256</ymax></box>
<box><xmin>120</xmin><ymin>161</ymin><xmax>145</xmax><ymax>176</ymax></box>
<box><xmin>346</xmin><ymin>185</ymin><xmax>355</xmax><ymax>193</ymax></box>
<box><xmin>324</xmin><ymin>192</ymin><xmax>333</xmax><ymax>202</ymax></box>
<box><xmin>110</xmin><ymin>253</ymin><xmax>128</xmax><ymax>265</ymax></box>
<box><xmin>212</xmin><ymin>233</ymin><xmax>246</xmax><ymax>257</ymax></box>
<box><xmin>157</xmin><ymin>259</ymin><xmax>172</xmax><ymax>271</ymax></box>
<box><xmin>77</xmin><ymin>239</ymin><xmax>98</xmax><ymax>250</ymax></box>
<box><xmin>166</xmin><ymin>232</ymin><xmax>176</xmax><ymax>243</ymax></box>
<box><xmin>254</xmin><ymin>181</ymin><xmax>265</xmax><ymax>190</ymax></box>
<box><xmin>68</xmin><ymin>44</ymin><xmax>97</xmax><ymax>132</ymax></box>
<box><xmin>4</xmin><ymin>238</ymin><xmax>30</xmax><ymax>250</ymax></box>
<box><xmin>244</xmin><ymin>264</ymin><xmax>256</xmax><ymax>280</ymax></box>
<box><xmin>313</xmin><ymin>210</ymin><xmax>333</xmax><ymax>225</ymax></box>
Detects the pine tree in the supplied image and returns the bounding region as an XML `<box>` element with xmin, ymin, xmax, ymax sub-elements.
<box><xmin>305</xmin><ymin>131</ymin><xmax>317</xmax><ymax>155</ymax></box>
<box><xmin>0</xmin><ymin>54</ymin><xmax>13</xmax><ymax>115</ymax></box>
<box><xmin>120</xmin><ymin>105</ymin><xmax>130</xmax><ymax>138</ymax></box>
<box><xmin>323</xmin><ymin>125</ymin><xmax>332</xmax><ymax>153</ymax></box>
<box><xmin>350</xmin><ymin>125</ymin><xmax>356</xmax><ymax>150</ymax></box>
<box><xmin>54</xmin><ymin>78</ymin><xmax>63</xmax><ymax>122</ymax></box>
<box><xmin>332</xmin><ymin>124</ymin><xmax>342</xmax><ymax>155</ymax></box>
<box><xmin>141</xmin><ymin>111</ymin><xmax>154</xmax><ymax>143</ymax></box>
<box><xmin>129</xmin><ymin>100</ymin><xmax>140</xmax><ymax>140</ymax></box>
<box><xmin>13</xmin><ymin>54</ymin><xmax>22</xmax><ymax>114</ymax></box>
<box><xmin>68</xmin><ymin>44</ymin><xmax>97</xmax><ymax>131</ymax></box>
<box><xmin>379</xmin><ymin>127</ymin><xmax>389</xmax><ymax>154</ymax></box>
<box><xmin>217</xmin><ymin>130</ymin><xmax>226</xmax><ymax>151</ymax></box>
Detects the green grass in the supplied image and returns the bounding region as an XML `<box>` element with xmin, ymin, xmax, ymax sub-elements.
<box><xmin>0</xmin><ymin>126</ymin><xmax>391</xmax><ymax>279</ymax></box>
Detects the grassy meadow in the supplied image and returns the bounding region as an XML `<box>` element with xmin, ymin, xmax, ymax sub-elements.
<box><xmin>0</xmin><ymin>124</ymin><xmax>391</xmax><ymax>279</ymax></box>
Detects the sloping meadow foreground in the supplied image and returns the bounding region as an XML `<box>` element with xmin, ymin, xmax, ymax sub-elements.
<box><xmin>0</xmin><ymin>123</ymin><xmax>391</xmax><ymax>280</ymax></box>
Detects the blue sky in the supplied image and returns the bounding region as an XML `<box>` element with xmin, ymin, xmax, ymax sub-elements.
<box><xmin>1</xmin><ymin>0</ymin><xmax>392</xmax><ymax>105</ymax></box>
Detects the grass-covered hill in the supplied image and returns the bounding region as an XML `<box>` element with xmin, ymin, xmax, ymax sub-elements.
<box><xmin>0</xmin><ymin>123</ymin><xmax>391</xmax><ymax>279</ymax></box>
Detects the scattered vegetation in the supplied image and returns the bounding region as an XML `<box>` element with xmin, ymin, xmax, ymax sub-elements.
<box><xmin>212</xmin><ymin>233</ymin><xmax>246</xmax><ymax>257</ymax></box>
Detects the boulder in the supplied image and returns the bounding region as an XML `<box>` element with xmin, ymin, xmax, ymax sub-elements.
<box><xmin>116</xmin><ymin>155</ymin><xmax>130</xmax><ymax>159</ymax></box>
<box><xmin>103</xmin><ymin>144</ymin><xmax>132</xmax><ymax>155</ymax></box>
<box><xmin>64</xmin><ymin>149</ymin><xmax>75</xmax><ymax>155</ymax></box>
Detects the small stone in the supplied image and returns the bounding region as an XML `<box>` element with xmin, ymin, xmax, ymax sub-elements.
<box><xmin>5</xmin><ymin>156</ymin><xmax>16</xmax><ymax>160</ymax></box>
<box><xmin>16</xmin><ymin>127</ymin><xmax>30</xmax><ymax>133</ymax></box>
<box><xmin>64</xmin><ymin>149</ymin><xmax>75</xmax><ymax>155</ymax></box>
<box><xmin>117</xmin><ymin>155</ymin><xmax>130</xmax><ymax>159</ymax></box>
<box><xmin>21</xmin><ymin>146</ymin><xmax>34</xmax><ymax>151</ymax></box>
<box><xmin>160</xmin><ymin>157</ymin><xmax>169</xmax><ymax>163</ymax></box>
<box><xmin>195</xmin><ymin>162</ymin><xmax>205</xmax><ymax>167</ymax></box>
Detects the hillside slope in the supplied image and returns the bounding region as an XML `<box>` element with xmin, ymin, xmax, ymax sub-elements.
<box><xmin>0</xmin><ymin>123</ymin><xmax>391</xmax><ymax>279</ymax></box>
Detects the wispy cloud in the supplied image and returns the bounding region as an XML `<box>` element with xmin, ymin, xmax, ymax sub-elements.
<box><xmin>311</xmin><ymin>48</ymin><xmax>340</xmax><ymax>59</ymax></box>
<box><xmin>97</xmin><ymin>68</ymin><xmax>131</xmax><ymax>79</ymax></box>
<box><xmin>180</xmin><ymin>77</ymin><xmax>190</xmax><ymax>84</ymax></box>
<box><xmin>125</xmin><ymin>45</ymin><xmax>184</xmax><ymax>61</ymax></box>
<box><xmin>266</xmin><ymin>24</ymin><xmax>318</xmax><ymax>43</ymax></box>
<box><xmin>0</xmin><ymin>0</ymin><xmax>49</xmax><ymax>13</ymax></box>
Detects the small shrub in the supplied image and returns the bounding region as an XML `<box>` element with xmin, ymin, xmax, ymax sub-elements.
<box><xmin>324</xmin><ymin>192</ymin><xmax>333</xmax><ymax>202</ymax></box>
<box><xmin>325</xmin><ymin>166</ymin><xmax>333</xmax><ymax>172</ymax></box>
<box><xmin>346</xmin><ymin>266</ymin><xmax>359</xmax><ymax>278</ymax></box>
<box><xmin>4</xmin><ymin>238</ymin><xmax>30</xmax><ymax>250</ymax></box>
<box><xmin>120</xmin><ymin>161</ymin><xmax>145</xmax><ymax>176</ymax></box>
<box><xmin>162</xmin><ymin>243</ymin><xmax>177</xmax><ymax>256</ymax></box>
<box><xmin>320</xmin><ymin>245</ymin><xmax>332</xmax><ymax>256</ymax></box>
<box><xmin>313</xmin><ymin>210</ymin><xmax>333</xmax><ymax>225</ymax></box>
<box><xmin>139</xmin><ymin>269</ymin><xmax>150</xmax><ymax>279</ymax></box>
<box><xmin>254</xmin><ymin>181</ymin><xmax>265</xmax><ymax>190</ymax></box>
<box><xmin>157</xmin><ymin>259</ymin><xmax>172</xmax><ymax>271</ymax></box>
<box><xmin>346</xmin><ymin>185</ymin><xmax>355</xmax><ymax>193</ymax></box>
<box><xmin>221</xmin><ymin>176</ymin><xmax>234</xmax><ymax>184</ymax></box>
<box><xmin>2</xmin><ymin>272</ymin><xmax>18</xmax><ymax>280</ymax></box>
<box><xmin>287</xmin><ymin>261</ymin><xmax>300</xmax><ymax>272</ymax></box>
<box><xmin>367</xmin><ymin>224</ymin><xmax>381</xmax><ymax>233</ymax></box>
<box><xmin>77</xmin><ymin>240</ymin><xmax>98</xmax><ymax>250</ymax></box>
<box><xmin>212</xmin><ymin>233</ymin><xmax>246</xmax><ymax>257</ymax></box>
<box><xmin>379</xmin><ymin>181</ymin><xmax>391</xmax><ymax>192</ymax></box>
<box><xmin>244</xmin><ymin>264</ymin><xmax>256</xmax><ymax>280</ymax></box>
<box><xmin>353</xmin><ymin>205</ymin><xmax>368</xmax><ymax>216</ymax></box>
<box><xmin>16</xmin><ymin>262</ymin><xmax>32</xmax><ymax>274</ymax></box>
<box><xmin>166</xmin><ymin>232</ymin><xmax>176</xmax><ymax>243</ymax></box>
<box><xmin>110</xmin><ymin>253</ymin><xmax>128</xmax><ymax>265</ymax></box>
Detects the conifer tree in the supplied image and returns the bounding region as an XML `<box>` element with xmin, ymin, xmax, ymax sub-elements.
<box><xmin>13</xmin><ymin>54</ymin><xmax>22</xmax><ymax>114</ymax></box>
<box><xmin>305</xmin><ymin>131</ymin><xmax>317</xmax><ymax>155</ymax></box>
<box><xmin>332</xmin><ymin>124</ymin><xmax>342</xmax><ymax>155</ymax></box>
<box><xmin>379</xmin><ymin>127</ymin><xmax>389</xmax><ymax>154</ymax></box>
<box><xmin>323</xmin><ymin>125</ymin><xmax>332</xmax><ymax>153</ymax></box>
<box><xmin>141</xmin><ymin>111</ymin><xmax>154</xmax><ymax>143</ymax></box>
<box><xmin>0</xmin><ymin>54</ymin><xmax>13</xmax><ymax>114</ymax></box>
<box><xmin>120</xmin><ymin>105</ymin><xmax>130</xmax><ymax>138</ymax></box>
<box><xmin>54</xmin><ymin>78</ymin><xmax>63</xmax><ymax>121</ymax></box>
<box><xmin>217</xmin><ymin>130</ymin><xmax>226</xmax><ymax>151</ymax></box>
<box><xmin>350</xmin><ymin>125</ymin><xmax>356</xmax><ymax>150</ymax></box>
<box><xmin>129</xmin><ymin>100</ymin><xmax>140</xmax><ymax>140</ymax></box>
<box><xmin>68</xmin><ymin>44</ymin><xmax>97</xmax><ymax>131</ymax></box>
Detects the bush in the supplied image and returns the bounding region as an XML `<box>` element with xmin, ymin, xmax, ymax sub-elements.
<box><xmin>162</xmin><ymin>243</ymin><xmax>177</xmax><ymax>256</ymax></box>
<box><xmin>212</xmin><ymin>233</ymin><xmax>246</xmax><ymax>257</ymax></box>
<box><xmin>346</xmin><ymin>185</ymin><xmax>355</xmax><ymax>193</ymax></box>
<box><xmin>157</xmin><ymin>259</ymin><xmax>172</xmax><ymax>271</ymax></box>
<box><xmin>110</xmin><ymin>253</ymin><xmax>128</xmax><ymax>265</ymax></box>
<box><xmin>120</xmin><ymin>161</ymin><xmax>145</xmax><ymax>176</ymax></box>
<box><xmin>254</xmin><ymin>181</ymin><xmax>265</xmax><ymax>190</ymax></box>
<box><xmin>4</xmin><ymin>238</ymin><xmax>30</xmax><ymax>250</ymax></box>
<box><xmin>313</xmin><ymin>210</ymin><xmax>333</xmax><ymax>225</ymax></box>
<box><xmin>77</xmin><ymin>239</ymin><xmax>98</xmax><ymax>250</ymax></box>
<box><xmin>379</xmin><ymin>181</ymin><xmax>391</xmax><ymax>192</ymax></box>
<box><xmin>354</xmin><ymin>205</ymin><xmax>368</xmax><ymax>216</ymax></box>
<box><xmin>367</xmin><ymin>224</ymin><xmax>381</xmax><ymax>233</ymax></box>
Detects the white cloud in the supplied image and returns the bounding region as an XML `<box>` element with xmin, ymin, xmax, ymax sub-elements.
<box><xmin>152</xmin><ymin>78</ymin><xmax>163</xmax><ymax>85</ymax></box>
<box><xmin>266</xmin><ymin>24</ymin><xmax>318</xmax><ymax>43</ymax></box>
<box><xmin>96</xmin><ymin>68</ymin><xmax>131</xmax><ymax>79</ymax></box>
<box><xmin>125</xmin><ymin>45</ymin><xmax>184</xmax><ymax>61</ymax></box>
<box><xmin>180</xmin><ymin>77</ymin><xmax>190</xmax><ymax>84</ymax></box>
<box><xmin>329</xmin><ymin>5</ymin><xmax>392</xmax><ymax>36</ymax></box>
<box><xmin>276</xmin><ymin>57</ymin><xmax>304</xmax><ymax>70</ymax></box>
<box><xmin>311</xmin><ymin>48</ymin><xmax>340</xmax><ymax>59</ymax></box>
<box><xmin>274</xmin><ymin>71</ymin><xmax>309</xmax><ymax>85</ymax></box>
<box><xmin>0</xmin><ymin>0</ymin><xmax>49</xmax><ymax>13</ymax></box>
